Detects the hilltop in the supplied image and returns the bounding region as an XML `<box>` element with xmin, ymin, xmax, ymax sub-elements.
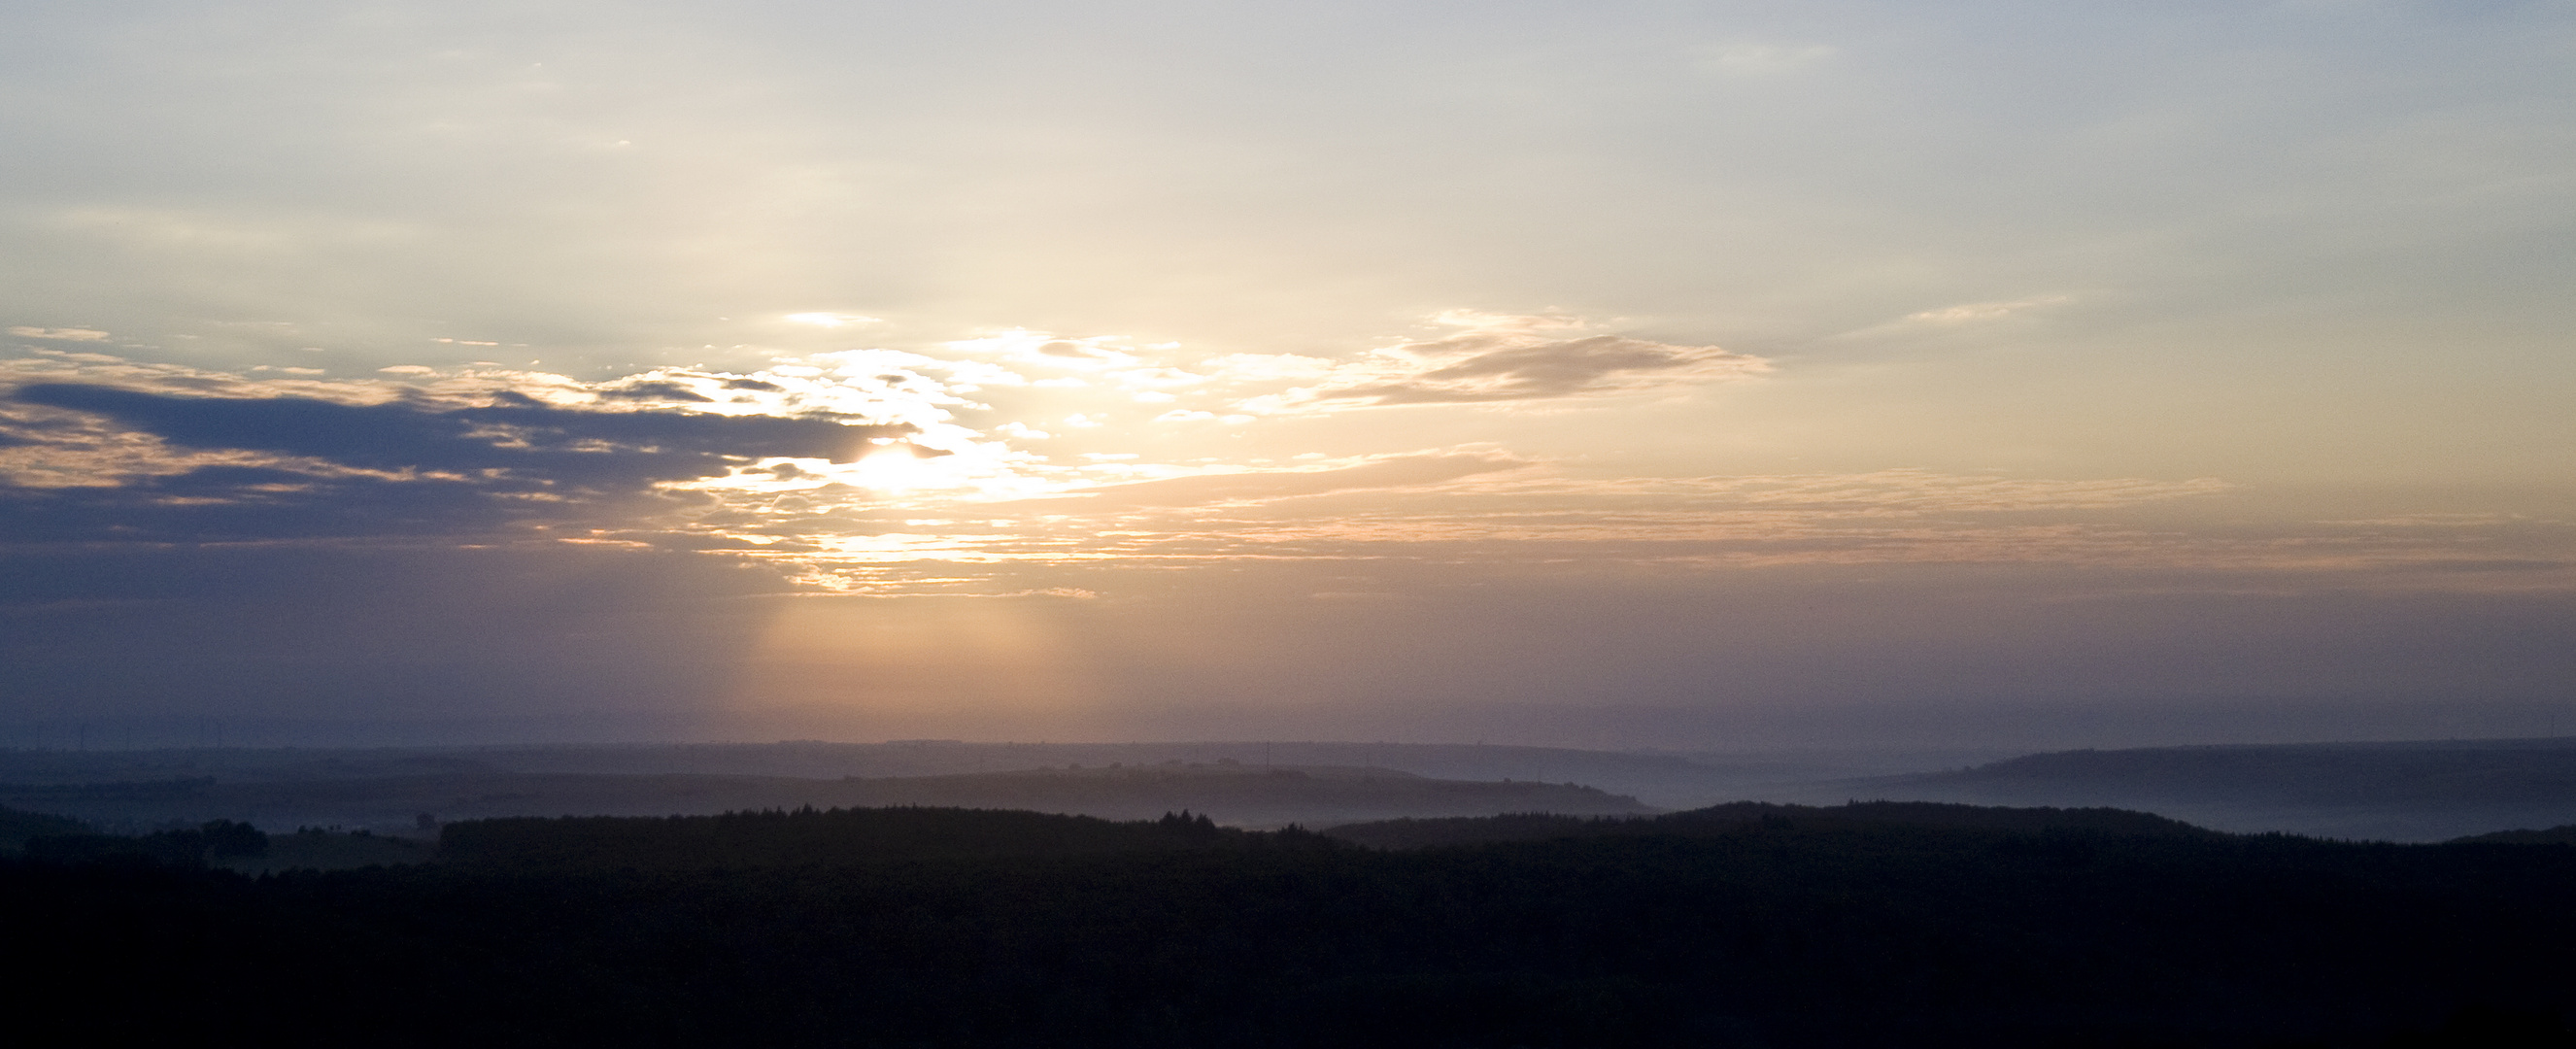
<box><xmin>1863</xmin><ymin>737</ymin><xmax>2576</xmax><ymax>840</ymax></box>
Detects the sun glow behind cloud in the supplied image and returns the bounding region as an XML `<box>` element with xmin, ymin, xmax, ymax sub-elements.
<box><xmin>8</xmin><ymin>307</ymin><xmax>2562</xmax><ymax>605</ymax></box>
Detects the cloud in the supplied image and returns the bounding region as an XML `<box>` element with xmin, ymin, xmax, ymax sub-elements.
<box><xmin>13</xmin><ymin>342</ymin><xmax>2531</xmax><ymax>605</ymax></box>
<box><xmin>996</xmin><ymin>451</ymin><xmax>1536</xmax><ymax>512</ymax></box>
<box><xmin>918</xmin><ymin>315</ymin><xmax>1760</xmax><ymax>423</ymax></box>
<box><xmin>0</xmin><ymin>462</ymin><xmax>542</xmax><ymax>544</ymax></box>
<box><xmin>1695</xmin><ymin>41</ymin><xmax>1836</xmax><ymax>76</ymax></box>
<box><xmin>1241</xmin><ymin>312</ymin><xmax>1768</xmax><ymax>412</ymax></box>
<box><xmin>944</xmin><ymin>331</ymin><xmax>1142</xmax><ymax>373</ymax></box>
<box><xmin>1828</xmin><ymin>296</ymin><xmax>2075</xmax><ymax>341</ymax></box>
<box><xmin>13</xmin><ymin>383</ymin><xmax>907</xmax><ymax>480</ymax></box>
<box><xmin>7</xmin><ymin>351</ymin><xmax>2499</xmax><ymax>601</ymax></box>
<box><xmin>597</xmin><ymin>380</ymin><xmax>717</xmax><ymax>403</ymax></box>
<box><xmin>639</xmin><ymin>443</ymin><xmax>2572</xmax><ymax>598</ymax></box>
<box><xmin>785</xmin><ymin>313</ymin><xmax>881</xmax><ymax>328</ymax></box>
<box><xmin>0</xmin><ymin>377</ymin><xmax>915</xmax><ymax>545</ymax></box>
<box><xmin>1547</xmin><ymin>469</ymin><xmax>2230</xmax><ymax>514</ymax></box>
<box><xmin>1899</xmin><ymin>296</ymin><xmax>2069</xmax><ymax>325</ymax></box>
<box><xmin>8</xmin><ymin>327</ymin><xmax>112</xmax><ymax>342</ymax></box>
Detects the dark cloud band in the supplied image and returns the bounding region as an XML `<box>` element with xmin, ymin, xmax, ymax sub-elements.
<box><xmin>1</xmin><ymin>383</ymin><xmax>916</xmax><ymax>544</ymax></box>
<box><xmin>13</xmin><ymin>384</ymin><xmax>908</xmax><ymax>483</ymax></box>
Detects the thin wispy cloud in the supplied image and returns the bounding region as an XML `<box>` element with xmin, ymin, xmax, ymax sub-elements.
<box><xmin>1004</xmin><ymin>450</ymin><xmax>1535</xmax><ymax>513</ymax></box>
<box><xmin>1899</xmin><ymin>296</ymin><xmax>2070</xmax><ymax>325</ymax></box>
<box><xmin>1830</xmin><ymin>296</ymin><xmax>2075</xmax><ymax>341</ymax></box>
<box><xmin>784</xmin><ymin>313</ymin><xmax>882</xmax><ymax>328</ymax></box>
<box><xmin>1695</xmin><ymin>41</ymin><xmax>1837</xmax><ymax>76</ymax></box>
<box><xmin>8</xmin><ymin>327</ymin><xmax>113</xmax><ymax>342</ymax></box>
<box><xmin>1237</xmin><ymin>312</ymin><xmax>1769</xmax><ymax>413</ymax></box>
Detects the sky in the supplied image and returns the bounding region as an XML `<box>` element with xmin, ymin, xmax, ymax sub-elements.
<box><xmin>3</xmin><ymin>0</ymin><xmax>2571</xmax><ymax>751</ymax></box>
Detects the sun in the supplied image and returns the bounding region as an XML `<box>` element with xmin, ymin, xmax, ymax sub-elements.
<box><xmin>841</xmin><ymin>446</ymin><xmax>965</xmax><ymax>492</ymax></box>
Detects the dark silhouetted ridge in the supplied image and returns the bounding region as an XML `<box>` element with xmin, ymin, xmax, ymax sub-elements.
<box><xmin>439</xmin><ymin>804</ymin><xmax>1305</xmax><ymax>870</ymax></box>
<box><xmin>0</xmin><ymin>802</ymin><xmax>89</xmax><ymax>851</ymax></box>
<box><xmin>1325</xmin><ymin>798</ymin><xmax>2217</xmax><ymax>850</ymax></box>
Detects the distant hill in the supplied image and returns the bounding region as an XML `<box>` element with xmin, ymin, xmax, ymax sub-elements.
<box><xmin>0</xmin><ymin>739</ymin><xmax>1956</xmax><ymax>811</ymax></box>
<box><xmin>20</xmin><ymin>735</ymin><xmax>2573</xmax><ymax>841</ymax></box>
<box><xmin>1863</xmin><ymin>737</ymin><xmax>2576</xmax><ymax>841</ymax></box>
<box><xmin>0</xmin><ymin>761</ymin><xmax>1649</xmax><ymax>833</ymax></box>
<box><xmin>2452</xmin><ymin>824</ymin><xmax>2576</xmax><ymax>845</ymax></box>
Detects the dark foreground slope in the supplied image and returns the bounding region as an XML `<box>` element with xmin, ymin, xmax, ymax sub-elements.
<box><xmin>0</xmin><ymin>801</ymin><xmax>86</xmax><ymax>849</ymax></box>
<box><xmin>6</xmin><ymin>803</ymin><xmax>2574</xmax><ymax>1048</ymax></box>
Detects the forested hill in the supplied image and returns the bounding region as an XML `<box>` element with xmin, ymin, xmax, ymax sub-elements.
<box><xmin>1914</xmin><ymin>739</ymin><xmax>2576</xmax><ymax>804</ymax></box>
<box><xmin>438</xmin><ymin>799</ymin><xmax>2208</xmax><ymax>869</ymax></box>
<box><xmin>1321</xmin><ymin>799</ymin><xmax>2218</xmax><ymax>850</ymax></box>
<box><xmin>438</xmin><ymin>805</ymin><xmax>1261</xmax><ymax>869</ymax></box>
<box><xmin>8</xmin><ymin>800</ymin><xmax>2576</xmax><ymax>1046</ymax></box>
